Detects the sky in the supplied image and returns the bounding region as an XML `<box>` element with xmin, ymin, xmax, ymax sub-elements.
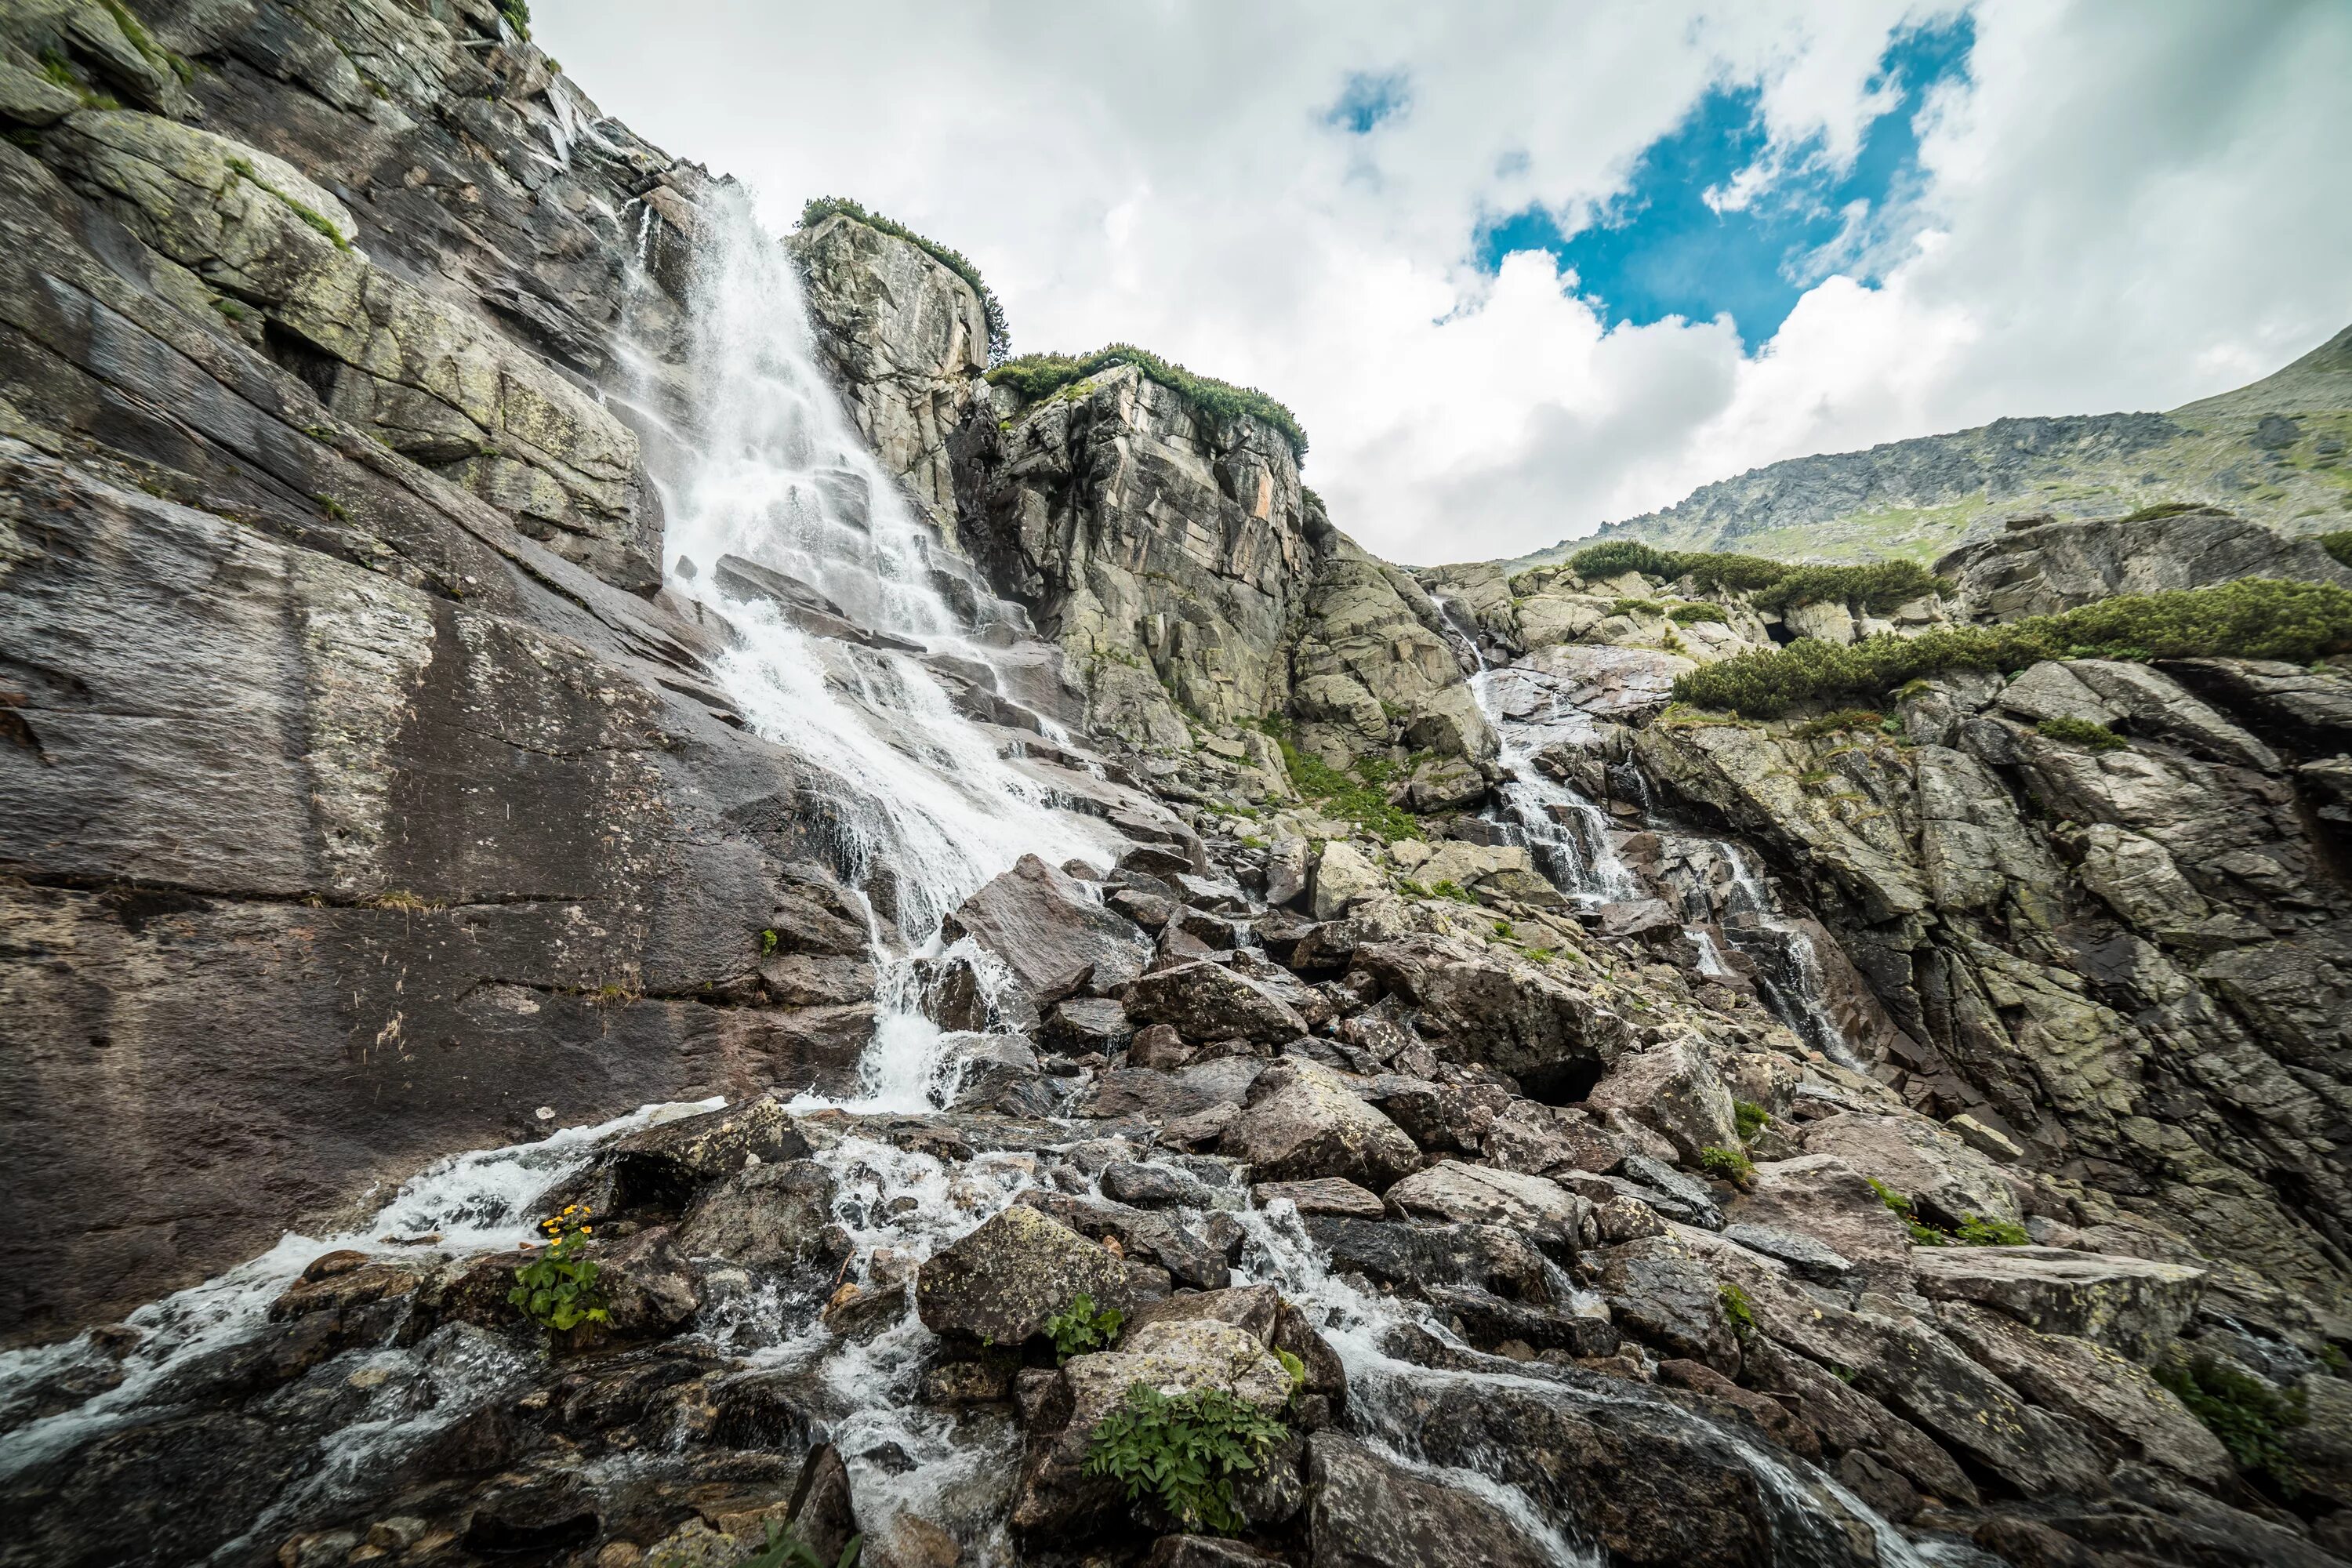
<box><xmin>540</xmin><ymin>1</ymin><xmax>2352</xmax><ymax>567</ymax></box>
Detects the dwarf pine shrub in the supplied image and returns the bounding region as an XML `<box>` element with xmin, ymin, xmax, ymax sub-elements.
<box><xmin>1566</xmin><ymin>543</ymin><xmax>1942</xmax><ymax>613</ymax></box>
<box><xmin>800</xmin><ymin>197</ymin><xmax>1009</xmax><ymax>362</ymax></box>
<box><xmin>989</xmin><ymin>344</ymin><xmax>1308</xmax><ymax>459</ymax></box>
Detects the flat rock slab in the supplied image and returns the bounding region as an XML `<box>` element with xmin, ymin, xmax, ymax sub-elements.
<box><xmin>1128</xmin><ymin>960</ymin><xmax>1308</xmax><ymax>1045</ymax></box>
<box><xmin>1385</xmin><ymin>1160</ymin><xmax>1591</xmax><ymax>1240</ymax></box>
<box><xmin>1910</xmin><ymin>1246</ymin><xmax>2206</xmax><ymax>1359</ymax></box>
<box><xmin>1305</xmin><ymin>1432</ymin><xmax>1552</xmax><ymax>1568</ymax></box>
<box><xmin>942</xmin><ymin>853</ymin><xmax>1149</xmax><ymax>1004</ymax></box>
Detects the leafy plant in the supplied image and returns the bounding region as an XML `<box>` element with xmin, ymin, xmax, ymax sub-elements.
<box><xmin>1429</xmin><ymin>880</ymin><xmax>1475</xmax><ymax>903</ymax></box>
<box><xmin>1698</xmin><ymin>1145</ymin><xmax>1755</xmax><ymax>1189</ymax></box>
<box><xmin>746</xmin><ymin>1518</ymin><xmax>861</xmax><ymax>1568</ymax></box>
<box><xmin>1275</xmin><ymin>1348</ymin><xmax>1308</xmax><ymax>1399</ymax></box>
<box><xmin>1954</xmin><ymin>1213</ymin><xmax>2030</xmax><ymax>1247</ymax></box>
<box><xmin>1719</xmin><ymin>1283</ymin><xmax>1757</xmax><ymax>1340</ymax></box>
<box><xmin>1608</xmin><ymin>597</ymin><xmax>1664</xmax><ymax>618</ymax></box>
<box><xmin>799</xmin><ymin>196</ymin><xmax>1007</xmax><ymax>363</ymax></box>
<box><xmin>1670</xmin><ymin>602</ymin><xmax>1729</xmax><ymax>626</ymax></box>
<box><xmin>1492</xmin><ymin>920</ymin><xmax>1515</xmax><ymax>940</ymax></box>
<box><xmin>1733</xmin><ymin>1101</ymin><xmax>1771</xmax><ymax>1142</ymax></box>
<box><xmin>1867</xmin><ymin>1178</ymin><xmax>1945</xmax><ymax>1247</ymax></box>
<box><xmin>510</xmin><ymin>1204</ymin><xmax>610</xmax><ymax>1332</ymax></box>
<box><xmin>1083</xmin><ymin>1383</ymin><xmax>1289</xmax><ymax>1537</ymax></box>
<box><xmin>1262</xmin><ymin>732</ymin><xmax>1421</xmax><ymax>842</ymax></box>
<box><xmin>989</xmin><ymin>344</ymin><xmax>1307</xmax><ymax>460</ymax></box>
<box><xmin>495</xmin><ymin>0</ymin><xmax>531</xmax><ymax>39</ymax></box>
<box><xmin>1673</xmin><ymin>579</ymin><xmax>2352</xmax><ymax>718</ymax></box>
<box><xmin>1044</xmin><ymin>1292</ymin><xmax>1124</xmax><ymax>1363</ymax></box>
<box><xmin>760</xmin><ymin>927</ymin><xmax>780</xmax><ymax>956</ymax></box>
<box><xmin>2035</xmin><ymin>715</ymin><xmax>2127</xmax><ymax>751</ymax></box>
<box><xmin>2154</xmin><ymin>1356</ymin><xmax>2309</xmax><ymax>1490</ymax></box>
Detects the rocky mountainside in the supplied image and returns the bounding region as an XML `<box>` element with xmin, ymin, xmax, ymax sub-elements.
<box><xmin>1508</xmin><ymin>324</ymin><xmax>2352</xmax><ymax>568</ymax></box>
<box><xmin>6</xmin><ymin>4</ymin><xmax>2352</xmax><ymax>1568</ymax></box>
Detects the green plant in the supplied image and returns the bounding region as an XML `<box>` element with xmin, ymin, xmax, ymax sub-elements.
<box><xmin>799</xmin><ymin>196</ymin><xmax>1007</xmax><ymax>362</ymax></box>
<box><xmin>2154</xmin><ymin>1356</ymin><xmax>2309</xmax><ymax>1489</ymax></box>
<box><xmin>1083</xmin><ymin>1382</ymin><xmax>1290</xmax><ymax>1536</ymax></box>
<box><xmin>1265</xmin><ymin>735</ymin><xmax>1419</xmax><ymax>842</ymax></box>
<box><xmin>1867</xmin><ymin>1178</ymin><xmax>1945</xmax><ymax>1247</ymax></box>
<box><xmin>2321</xmin><ymin>531</ymin><xmax>2352</xmax><ymax>571</ymax></box>
<box><xmin>1672</xmin><ymin>579</ymin><xmax>2352</xmax><ymax>718</ymax></box>
<box><xmin>1733</xmin><ymin>1101</ymin><xmax>1771</xmax><ymax>1142</ymax></box>
<box><xmin>1954</xmin><ymin>1213</ymin><xmax>2030</xmax><ymax>1247</ymax></box>
<box><xmin>1526</xmin><ymin>946</ymin><xmax>1557</xmax><ymax>964</ymax></box>
<box><xmin>1566</xmin><ymin>542</ymin><xmax>1943</xmax><ymax>613</ymax></box>
<box><xmin>1698</xmin><ymin>1145</ymin><xmax>1755</xmax><ymax>1189</ymax></box>
<box><xmin>1492</xmin><ymin>920</ymin><xmax>1515</xmax><ymax>940</ymax></box>
<box><xmin>510</xmin><ymin>1204</ymin><xmax>609</xmax><ymax>1331</ymax></box>
<box><xmin>1044</xmin><ymin>1292</ymin><xmax>1125</xmax><ymax>1363</ymax></box>
<box><xmin>2321</xmin><ymin>1344</ymin><xmax>2350</xmax><ymax>1378</ymax></box>
<box><xmin>1276</xmin><ymin>1348</ymin><xmax>1308</xmax><ymax>1399</ymax></box>
<box><xmin>1608</xmin><ymin>597</ymin><xmax>1664</xmax><ymax>618</ymax></box>
<box><xmin>745</xmin><ymin>1518</ymin><xmax>860</xmax><ymax>1568</ymax></box>
<box><xmin>1719</xmin><ymin>1283</ymin><xmax>1757</xmax><ymax>1340</ymax></box>
<box><xmin>989</xmin><ymin>344</ymin><xmax>1306</xmax><ymax>460</ymax></box>
<box><xmin>760</xmin><ymin>927</ymin><xmax>780</xmax><ymax>956</ymax></box>
<box><xmin>1670</xmin><ymin>602</ymin><xmax>1729</xmax><ymax>626</ymax></box>
<box><xmin>210</xmin><ymin>297</ymin><xmax>250</xmax><ymax>322</ymax></box>
<box><xmin>2035</xmin><ymin>714</ymin><xmax>2127</xmax><ymax>751</ymax></box>
<box><xmin>495</xmin><ymin>0</ymin><xmax>531</xmax><ymax>39</ymax></box>
<box><xmin>1429</xmin><ymin>880</ymin><xmax>1475</xmax><ymax>903</ymax></box>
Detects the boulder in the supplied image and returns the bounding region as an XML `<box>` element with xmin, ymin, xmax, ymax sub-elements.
<box><xmin>1265</xmin><ymin>837</ymin><xmax>1312</xmax><ymax>909</ymax></box>
<box><xmin>1041</xmin><ymin>996</ymin><xmax>1134</xmax><ymax>1054</ymax></box>
<box><xmin>1014</xmin><ymin>1191</ymin><xmax>1228</xmax><ymax>1291</ymax></box>
<box><xmin>1584</xmin><ymin>1040</ymin><xmax>1738</xmax><ymax>1163</ymax></box>
<box><xmin>1718</xmin><ymin>1225</ymin><xmax>1854</xmax><ymax>1287</ymax></box>
<box><xmin>1801</xmin><ymin>1112</ymin><xmax>2020</xmax><ymax>1229</ymax></box>
<box><xmin>1310</xmin><ymin>841</ymin><xmax>1383</xmax><ymax>922</ymax></box>
<box><xmin>598</xmin><ymin>1097</ymin><xmax>814</xmax><ymax>1215</ymax></box>
<box><xmin>1010</xmin><ymin>1315</ymin><xmax>1295</xmax><ymax>1538</ymax></box>
<box><xmin>1305</xmin><ymin>1433</ymin><xmax>1551</xmax><ymax>1568</ymax></box>
<box><xmin>1252</xmin><ymin>1178</ymin><xmax>1388</xmax><ymax>1220</ymax></box>
<box><xmin>1128</xmin><ymin>961</ymin><xmax>1308</xmax><ymax>1046</ymax></box>
<box><xmin>672</xmin><ymin>1160</ymin><xmax>837</xmax><ymax>1272</ymax></box>
<box><xmin>942</xmin><ymin>854</ymin><xmax>1150</xmax><ymax>1005</ymax></box>
<box><xmin>1383</xmin><ymin>1160</ymin><xmax>1592</xmax><ymax>1243</ymax></box>
<box><xmin>1591</xmin><ymin>1239</ymin><xmax>1741</xmax><ymax>1375</ymax></box>
<box><xmin>1221</xmin><ymin>1061</ymin><xmax>1420</xmax><ymax>1190</ymax></box>
<box><xmin>1354</xmin><ymin>936</ymin><xmax>1632</xmax><ymax>1097</ymax></box>
<box><xmin>916</xmin><ymin>1206</ymin><xmax>1158</xmax><ymax>1347</ymax></box>
<box><xmin>1909</xmin><ymin>1247</ymin><xmax>2206</xmax><ymax>1359</ymax></box>
<box><xmin>1729</xmin><ymin>1155</ymin><xmax>1913</xmax><ymax>1292</ymax></box>
<box><xmin>1303</xmin><ymin>1217</ymin><xmax>1552</xmax><ymax>1304</ymax></box>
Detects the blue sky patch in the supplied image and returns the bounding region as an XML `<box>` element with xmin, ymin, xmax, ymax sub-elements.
<box><xmin>1327</xmin><ymin>70</ymin><xmax>1410</xmax><ymax>134</ymax></box>
<box><xmin>1477</xmin><ymin>13</ymin><xmax>1974</xmax><ymax>348</ymax></box>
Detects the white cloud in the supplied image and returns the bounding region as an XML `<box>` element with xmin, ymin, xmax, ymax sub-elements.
<box><xmin>542</xmin><ymin>0</ymin><xmax>2352</xmax><ymax>564</ymax></box>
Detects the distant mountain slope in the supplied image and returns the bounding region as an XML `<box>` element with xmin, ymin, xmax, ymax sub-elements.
<box><xmin>1510</xmin><ymin>322</ymin><xmax>2352</xmax><ymax>568</ymax></box>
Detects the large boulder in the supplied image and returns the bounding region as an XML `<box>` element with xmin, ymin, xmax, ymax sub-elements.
<box><xmin>916</xmin><ymin>1206</ymin><xmax>1159</xmax><ymax>1347</ymax></box>
<box><xmin>1221</xmin><ymin>1061</ymin><xmax>1420</xmax><ymax>1190</ymax></box>
<box><xmin>1590</xmin><ymin>1239</ymin><xmax>1741</xmax><ymax>1375</ymax></box>
<box><xmin>1909</xmin><ymin>1247</ymin><xmax>2207</xmax><ymax>1359</ymax></box>
<box><xmin>1383</xmin><ymin>1160</ymin><xmax>1592</xmax><ymax>1243</ymax></box>
<box><xmin>1801</xmin><ymin>1112</ymin><xmax>2020</xmax><ymax>1229</ymax></box>
<box><xmin>1011</xmin><ymin>1309</ymin><xmax>1296</xmax><ymax>1539</ymax></box>
<box><xmin>1305</xmin><ymin>1433</ymin><xmax>1550</xmax><ymax>1568</ymax></box>
<box><xmin>1584</xmin><ymin>1040</ymin><xmax>1738</xmax><ymax>1163</ymax></box>
<box><xmin>1354</xmin><ymin>936</ymin><xmax>1632</xmax><ymax>1098</ymax></box>
<box><xmin>941</xmin><ymin>854</ymin><xmax>1149</xmax><ymax>1004</ymax></box>
<box><xmin>1304</xmin><ymin>1218</ymin><xmax>1552</xmax><ymax>1304</ymax></box>
<box><xmin>1128</xmin><ymin>961</ymin><xmax>1308</xmax><ymax>1045</ymax></box>
<box><xmin>1310</xmin><ymin>841</ymin><xmax>1383</xmax><ymax>922</ymax></box>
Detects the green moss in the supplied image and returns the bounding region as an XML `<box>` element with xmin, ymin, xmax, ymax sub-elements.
<box><xmin>2154</xmin><ymin>1356</ymin><xmax>2308</xmax><ymax>1490</ymax></box>
<box><xmin>800</xmin><ymin>196</ymin><xmax>1007</xmax><ymax>361</ymax></box>
<box><xmin>1867</xmin><ymin>1178</ymin><xmax>1946</xmax><ymax>1247</ymax></box>
<box><xmin>990</xmin><ymin>344</ymin><xmax>1307</xmax><ymax>461</ymax></box>
<box><xmin>1674</xmin><ymin>579</ymin><xmax>2352</xmax><ymax>718</ymax></box>
<box><xmin>1954</xmin><ymin>1214</ymin><xmax>2030</xmax><ymax>1247</ymax></box>
<box><xmin>1428</xmin><ymin>880</ymin><xmax>1475</xmax><ymax>903</ymax></box>
<box><xmin>2035</xmin><ymin>714</ymin><xmax>2128</xmax><ymax>751</ymax></box>
<box><xmin>1699</xmin><ymin>1145</ymin><xmax>1755</xmax><ymax>1189</ymax></box>
<box><xmin>2319</xmin><ymin>530</ymin><xmax>2352</xmax><ymax>570</ymax></box>
<box><xmin>1719</xmin><ymin>1283</ymin><xmax>1757</xmax><ymax>1339</ymax></box>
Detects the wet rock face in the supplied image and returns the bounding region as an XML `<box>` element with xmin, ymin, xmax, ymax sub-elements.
<box><xmin>914</xmin><ymin>1204</ymin><xmax>1156</xmax><ymax>1348</ymax></box>
<box><xmin>1304</xmin><ymin>1432</ymin><xmax>1551</xmax><ymax>1568</ymax></box>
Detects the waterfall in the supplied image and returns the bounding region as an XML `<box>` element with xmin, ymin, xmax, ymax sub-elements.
<box><xmin>658</xmin><ymin>189</ymin><xmax>1112</xmax><ymax>1107</ymax></box>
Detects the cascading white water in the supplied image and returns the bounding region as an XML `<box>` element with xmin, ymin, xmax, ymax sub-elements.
<box><xmin>659</xmin><ymin>188</ymin><xmax>1113</xmax><ymax>1108</ymax></box>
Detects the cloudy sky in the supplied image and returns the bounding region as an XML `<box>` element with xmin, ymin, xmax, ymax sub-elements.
<box><xmin>542</xmin><ymin>1</ymin><xmax>2351</xmax><ymax>566</ymax></box>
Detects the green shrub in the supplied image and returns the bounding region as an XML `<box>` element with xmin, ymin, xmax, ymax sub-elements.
<box><xmin>1608</xmin><ymin>597</ymin><xmax>1664</xmax><ymax>618</ymax></box>
<box><xmin>1428</xmin><ymin>879</ymin><xmax>1475</xmax><ymax>903</ymax></box>
<box><xmin>1673</xmin><ymin>579</ymin><xmax>2352</xmax><ymax>717</ymax></box>
<box><xmin>2034</xmin><ymin>714</ymin><xmax>2127</xmax><ymax>751</ymax></box>
<box><xmin>800</xmin><ymin>197</ymin><xmax>1008</xmax><ymax>362</ymax></box>
<box><xmin>510</xmin><ymin>1205</ymin><xmax>609</xmax><ymax>1331</ymax></box>
<box><xmin>2154</xmin><ymin>1356</ymin><xmax>2309</xmax><ymax>1488</ymax></box>
<box><xmin>1954</xmin><ymin>1214</ymin><xmax>2030</xmax><ymax>1247</ymax></box>
<box><xmin>1566</xmin><ymin>542</ymin><xmax>1941</xmax><ymax>612</ymax></box>
<box><xmin>1083</xmin><ymin>1383</ymin><xmax>1290</xmax><ymax>1535</ymax></box>
<box><xmin>1671</xmin><ymin>602</ymin><xmax>1729</xmax><ymax>626</ymax></box>
<box><xmin>1733</xmin><ymin>1101</ymin><xmax>1771</xmax><ymax>1142</ymax></box>
<box><xmin>2319</xmin><ymin>531</ymin><xmax>2352</xmax><ymax>570</ymax></box>
<box><xmin>495</xmin><ymin>0</ymin><xmax>531</xmax><ymax>38</ymax></box>
<box><xmin>989</xmin><ymin>344</ymin><xmax>1306</xmax><ymax>459</ymax></box>
<box><xmin>1044</xmin><ymin>1292</ymin><xmax>1124</xmax><ymax>1363</ymax></box>
<box><xmin>1699</xmin><ymin>1145</ymin><xmax>1755</xmax><ymax>1189</ymax></box>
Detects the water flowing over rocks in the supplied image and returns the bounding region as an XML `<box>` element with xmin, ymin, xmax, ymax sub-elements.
<box><xmin>6</xmin><ymin>4</ymin><xmax>2352</xmax><ymax>1566</ymax></box>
